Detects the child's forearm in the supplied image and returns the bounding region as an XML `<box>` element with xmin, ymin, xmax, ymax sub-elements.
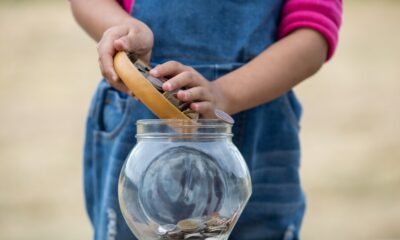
<box><xmin>213</xmin><ymin>28</ymin><xmax>328</xmax><ymax>115</ymax></box>
<box><xmin>69</xmin><ymin>0</ymin><xmax>135</xmax><ymax>41</ymax></box>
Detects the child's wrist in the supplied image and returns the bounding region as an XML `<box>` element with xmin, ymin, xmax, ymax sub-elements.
<box><xmin>210</xmin><ymin>80</ymin><xmax>236</xmax><ymax>115</ymax></box>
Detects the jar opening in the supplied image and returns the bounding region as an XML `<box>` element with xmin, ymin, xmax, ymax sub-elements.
<box><xmin>136</xmin><ymin>119</ymin><xmax>233</xmax><ymax>138</ymax></box>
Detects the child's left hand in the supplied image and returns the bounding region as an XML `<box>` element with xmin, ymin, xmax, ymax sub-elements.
<box><xmin>149</xmin><ymin>61</ymin><xmax>224</xmax><ymax>119</ymax></box>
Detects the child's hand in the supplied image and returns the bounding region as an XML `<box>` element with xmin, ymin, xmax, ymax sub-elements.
<box><xmin>150</xmin><ymin>61</ymin><xmax>226</xmax><ymax>119</ymax></box>
<box><xmin>98</xmin><ymin>21</ymin><xmax>153</xmax><ymax>94</ymax></box>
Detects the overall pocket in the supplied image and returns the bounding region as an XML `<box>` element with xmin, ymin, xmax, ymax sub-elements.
<box><xmin>94</xmin><ymin>85</ymin><xmax>132</xmax><ymax>138</ymax></box>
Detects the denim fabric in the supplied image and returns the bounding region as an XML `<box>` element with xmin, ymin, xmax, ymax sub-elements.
<box><xmin>84</xmin><ymin>1</ymin><xmax>305</xmax><ymax>239</ymax></box>
<box><xmin>133</xmin><ymin>0</ymin><xmax>284</xmax><ymax>64</ymax></box>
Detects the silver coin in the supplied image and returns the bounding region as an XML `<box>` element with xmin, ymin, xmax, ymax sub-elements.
<box><xmin>157</xmin><ymin>226</ymin><xmax>168</xmax><ymax>235</ymax></box>
<box><xmin>182</xmin><ymin>109</ymin><xmax>199</xmax><ymax>120</ymax></box>
<box><xmin>179</xmin><ymin>101</ymin><xmax>191</xmax><ymax>111</ymax></box>
<box><xmin>127</xmin><ymin>52</ymin><xmax>139</xmax><ymax>63</ymax></box>
<box><xmin>157</xmin><ymin>224</ymin><xmax>177</xmax><ymax>236</ymax></box>
<box><xmin>206</xmin><ymin>216</ymin><xmax>223</xmax><ymax>227</ymax></box>
<box><xmin>147</xmin><ymin>75</ymin><xmax>165</xmax><ymax>89</ymax></box>
<box><xmin>185</xmin><ymin>112</ymin><xmax>199</xmax><ymax>120</ymax></box>
<box><xmin>164</xmin><ymin>224</ymin><xmax>177</xmax><ymax>231</ymax></box>
<box><xmin>178</xmin><ymin>218</ymin><xmax>206</xmax><ymax>233</ymax></box>
<box><xmin>203</xmin><ymin>232</ymin><xmax>219</xmax><ymax>237</ymax></box>
<box><xmin>214</xmin><ymin>109</ymin><xmax>234</xmax><ymax>124</ymax></box>
<box><xmin>184</xmin><ymin>232</ymin><xmax>203</xmax><ymax>239</ymax></box>
<box><xmin>163</xmin><ymin>91</ymin><xmax>180</xmax><ymax>107</ymax></box>
<box><xmin>166</xmin><ymin>229</ymin><xmax>184</xmax><ymax>240</ymax></box>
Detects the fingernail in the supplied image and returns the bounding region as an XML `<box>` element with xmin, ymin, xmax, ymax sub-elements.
<box><xmin>191</xmin><ymin>103</ymin><xmax>198</xmax><ymax>111</ymax></box>
<box><xmin>163</xmin><ymin>82</ymin><xmax>172</xmax><ymax>91</ymax></box>
<box><xmin>150</xmin><ymin>68</ymin><xmax>159</xmax><ymax>76</ymax></box>
<box><xmin>180</xmin><ymin>91</ymin><xmax>189</xmax><ymax>100</ymax></box>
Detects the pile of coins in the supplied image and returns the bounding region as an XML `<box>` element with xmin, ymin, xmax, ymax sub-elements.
<box><xmin>156</xmin><ymin>213</ymin><xmax>233</xmax><ymax>240</ymax></box>
<box><xmin>127</xmin><ymin>52</ymin><xmax>236</xmax><ymax>124</ymax></box>
<box><xmin>162</xmin><ymin>91</ymin><xmax>199</xmax><ymax>120</ymax></box>
<box><xmin>127</xmin><ymin>52</ymin><xmax>199</xmax><ymax>120</ymax></box>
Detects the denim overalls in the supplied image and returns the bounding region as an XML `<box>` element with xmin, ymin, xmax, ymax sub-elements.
<box><xmin>84</xmin><ymin>1</ymin><xmax>305</xmax><ymax>239</ymax></box>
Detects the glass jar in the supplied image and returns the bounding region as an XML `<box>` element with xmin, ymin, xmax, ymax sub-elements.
<box><xmin>118</xmin><ymin>119</ymin><xmax>252</xmax><ymax>240</ymax></box>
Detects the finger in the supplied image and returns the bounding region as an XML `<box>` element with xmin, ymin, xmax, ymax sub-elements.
<box><xmin>107</xmin><ymin>79</ymin><xmax>130</xmax><ymax>94</ymax></box>
<box><xmin>114</xmin><ymin>31</ymin><xmax>135</xmax><ymax>52</ymax></box>
<box><xmin>114</xmin><ymin>37</ymin><xmax>128</xmax><ymax>52</ymax></box>
<box><xmin>177</xmin><ymin>87</ymin><xmax>212</xmax><ymax>102</ymax></box>
<box><xmin>149</xmin><ymin>61</ymin><xmax>191</xmax><ymax>78</ymax></box>
<box><xmin>162</xmin><ymin>71</ymin><xmax>197</xmax><ymax>92</ymax></box>
<box><xmin>114</xmin><ymin>30</ymin><xmax>145</xmax><ymax>54</ymax></box>
<box><xmin>98</xmin><ymin>54</ymin><xmax>119</xmax><ymax>82</ymax></box>
<box><xmin>98</xmin><ymin>26</ymin><xmax>128</xmax><ymax>55</ymax></box>
<box><xmin>190</xmin><ymin>102</ymin><xmax>215</xmax><ymax>118</ymax></box>
<box><xmin>98</xmin><ymin>28</ymin><xmax>128</xmax><ymax>81</ymax></box>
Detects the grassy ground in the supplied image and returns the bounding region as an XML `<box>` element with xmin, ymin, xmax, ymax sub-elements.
<box><xmin>0</xmin><ymin>1</ymin><xmax>399</xmax><ymax>239</ymax></box>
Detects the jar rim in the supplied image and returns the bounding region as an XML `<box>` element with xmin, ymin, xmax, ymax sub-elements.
<box><xmin>136</xmin><ymin>119</ymin><xmax>233</xmax><ymax>138</ymax></box>
<box><xmin>137</xmin><ymin>119</ymin><xmax>233</xmax><ymax>127</ymax></box>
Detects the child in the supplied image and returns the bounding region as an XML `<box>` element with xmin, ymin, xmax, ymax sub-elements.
<box><xmin>69</xmin><ymin>0</ymin><xmax>342</xmax><ymax>239</ymax></box>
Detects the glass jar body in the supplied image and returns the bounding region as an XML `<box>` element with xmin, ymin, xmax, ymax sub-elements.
<box><xmin>118</xmin><ymin>120</ymin><xmax>252</xmax><ymax>240</ymax></box>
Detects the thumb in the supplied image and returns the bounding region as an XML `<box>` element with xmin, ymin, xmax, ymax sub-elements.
<box><xmin>114</xmin><ymin>28</ymin><xmax>138</xmax><ymax>52</ymax></box>
<box><xmin>114</xmin><ymin>34</ymin><xmax>152</xmax><ymax>63</ymax></box>
<box><xmin>114</xmin><ymin>36</ymin><xmax>130</xmax><ymax>51</ymax></box>
<box><xmin>114</xmin><ymin>31</ymin><xmax>149</xmax><ymax>54</ymax></box>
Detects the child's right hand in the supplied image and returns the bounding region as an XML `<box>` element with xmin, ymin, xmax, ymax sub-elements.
<box><xmin>97</xmin><ymin>20</ymin><xmax>154</xmax><ymax>94</ymax></box>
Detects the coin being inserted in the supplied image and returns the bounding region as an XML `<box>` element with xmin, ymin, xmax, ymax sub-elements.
<box><xmin>214</xmin><ymin>109</ymin><xmax>234</xmax><ymax>124</ymax></box>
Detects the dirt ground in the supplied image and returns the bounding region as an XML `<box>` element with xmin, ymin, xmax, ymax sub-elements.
<box><xmin>0</xmin><ymin>1</ymin><xmax>399</xmax><ymax>239</ymax></box>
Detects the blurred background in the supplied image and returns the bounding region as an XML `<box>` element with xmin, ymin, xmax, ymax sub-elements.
<box><xmin>0</xmin><ymin>0</ymin><xmax>399</xmax><ymax>239</ymax></box>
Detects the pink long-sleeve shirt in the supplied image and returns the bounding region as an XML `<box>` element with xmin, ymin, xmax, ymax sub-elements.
<box><xmin>118</xmin><ymin>0</ymin><xmax>342</xmax><ymax>60</ymax></box>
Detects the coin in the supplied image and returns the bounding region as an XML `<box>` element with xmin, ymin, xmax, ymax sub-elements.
<box><xmin>207</xmin><ymin>225</ymin><xmax>227</xmax><ymax>234</ymax></box>
<box><xmin>206</xmin><ymin>213</ymin><xmax>226</xmax><ymax>227</ymax></box>
<box><xmin>186</xmin><ymin>112</ymin><xmax>199</xmax><ymax>120</ymax></box>
<box><xmin>127</xmin><ymin>52</ymin><xmax>202</xmax><ymax>121</ymax></box>
<box><xmin>184</xmin><ymin>233</ymin><xmax>203</xmax><ymax>239</ymax></box>
<box><xmin>163</xmin><ymin>91</ymin><xmax>181</xmax><ymax>107</ymax></box>
<box><xmin>156</xmin><ymin>214</ymin><xmax>234</xmax><ymax>240</ymax></box>
<box><xmin>206</xmin><ymin>217</ymin><xmax>221</xmax><ymax>227</ymax></box>
<box><xmin>134</xmin><ymin>61</ymin><xmax>149</xmax><ymax>73</ymax></box>
<box><xmin>157</xmin><ymin>226</ymin><xmax>168</xmax><ymax>235</ymax></box>
<box><xmin>203</xmin><ymin>232</ymin><xmax>219</xmax><ymax>237</ymax></box>
<box><xmin>214</xmin><ymin>109</ymin><xmax>234</xmax><ymax>124</ymax></box>
<box><xmin>178</xmin><ymin>101</ymin><xmax>191</xmax><ymax>111</ymax></box>
<box><xmin>127</xmin><ymin>52</ymin><xmax>139</xmax><ymax>63</ymax></box>
<box><xmin>182</xmin><ymin>109</ymin><xmax>199</xmax><ymax>120</ymax></box>
<box><xmin>164</xmin><ymin>224</ymin><xmax>178</xmax><ymax>231</ymax></box>
<box><xmin>147</xmin><ymin>75</ymin><xmax>165</xmax><ymax>90</ymax></box>
<box><xmin>177</xmin><ymin>219</ymin><xmax>203</xmax><ymax>232</ymax></box>
<box><xmin>129</xmin><ymin>56</ymin><xmax>165</xmax><ymax>90</ymax></box>
<box><xmin>166</xmin><ymin>228</ymin><xmax>184</xmax><ymax>239</ymax></box>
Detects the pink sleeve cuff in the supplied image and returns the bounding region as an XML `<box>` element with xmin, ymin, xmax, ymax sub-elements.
<box><xmin>118</xmin><ymin>0</ymin><xmax>134</xmax><ymax>13</ymax></box>
<box><xmin>278</xmin><ymin>0</ymin><xmax>343</xmax><ymax>61</ymax></box>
